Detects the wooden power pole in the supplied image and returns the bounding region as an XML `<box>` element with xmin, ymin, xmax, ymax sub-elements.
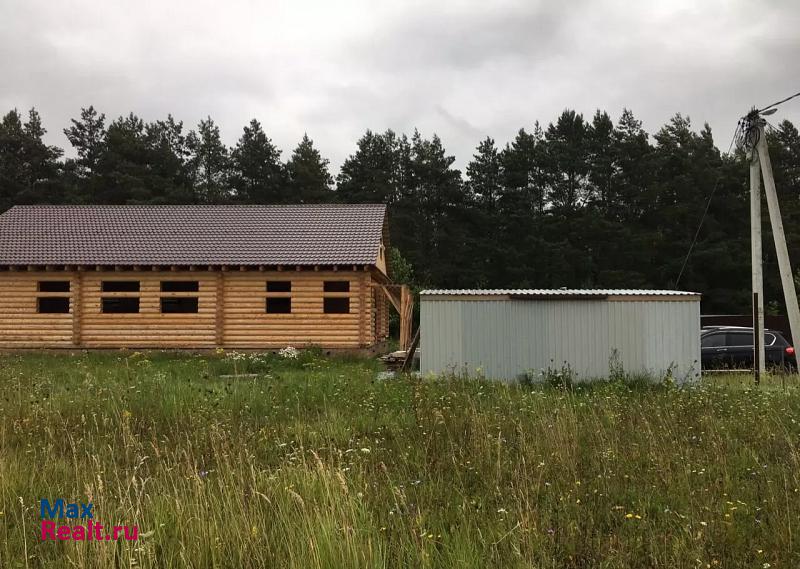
<box><xmin>747</xmin><ymin>114</ymin><xmax>800</xmax><ymax>376</ymax></box>
<box><xmin>749</xmin><ymin>147</ymin><xmax>766</xmax><ymax>376</ymax></box>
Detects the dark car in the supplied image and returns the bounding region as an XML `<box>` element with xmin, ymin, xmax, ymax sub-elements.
<box><xmin>701</xmin><ymin>326</ymin><xmax>796</xmax><ymax>371</ymax></box>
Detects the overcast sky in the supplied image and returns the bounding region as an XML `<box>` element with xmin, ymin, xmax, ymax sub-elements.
<box><xmin>1</xmin><ymin>0</ymin><xmax>799</xmax><ymax>171</ymax></box>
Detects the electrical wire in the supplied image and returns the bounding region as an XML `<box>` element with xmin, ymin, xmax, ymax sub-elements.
<box><xmin>674</xmin><ymin>126</ymin><xmax>740</xmax><ymax>287</ymax></box>
<box><xmin>677</xmin><ymin>88</ymin><xmax>800</xmax><ymax>287</ymax></box>
<box><xmin>759</xmin><ymin>90</ymin><xmax>800</xmax><ymax>113</ymax></box>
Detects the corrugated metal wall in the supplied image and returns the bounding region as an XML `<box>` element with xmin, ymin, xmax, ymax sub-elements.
<box><xmin>420</xmin><ymin>299</ymin><xmax>701</xmax><ymax>382</ymax></box>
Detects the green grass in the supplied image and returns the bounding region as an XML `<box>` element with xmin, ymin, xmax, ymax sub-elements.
<box><xmin>1</xmin><ymin>351</ymin><xmax>799</xmax><ymax>568</ymax></box>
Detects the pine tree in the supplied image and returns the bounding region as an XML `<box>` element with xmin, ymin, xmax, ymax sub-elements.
<box><xmin>187</xmin><ymin>117</ymin><xmax>231</xmax><ymax>203</ymax></box>
<box><xmin>586</xmin><ymin>110</ymin><xmax>616</xmax><ymax>210</ymax></box>
<box><xmin>229</xmin><ymin>119</ymin><xmax>285</xmax><ymax>203</ymax></box>
<box><xmin>336</xmin><ymin>130</ymin><xmax>404</xmax><ymax>204</ymax></box>
<box><xmin>0</xmin><ymin>108</ymin><xmax>63</xmax><ymax>210</ymax></box>
<box><xmin>466</xmin><ymin>137</ymin><xmax>502</xmax><ymax>208</ymax></box>
<box><xmin>544</xmin><ymin>110</ymin><xmax>589</xmax><ymax>211</ymax></box>
<box><xmin>144</xmin><ymin>115</ymin><xmax>194</xmax><ymax>203</ymax></box>
<box><xmin>286</xmin><ymin>134</ymin><xmax>333</xmax><ymax>203</ymax></box>
<box><xmin>63</xmin><ymin>106</ymin><xmax>106</xmax><ymax>177</ymax></box>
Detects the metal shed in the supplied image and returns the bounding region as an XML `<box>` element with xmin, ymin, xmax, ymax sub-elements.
<box><xmin>420</xmin><ymin>289</ymin><xmax>701</xmax><ymax>383</ymax></box>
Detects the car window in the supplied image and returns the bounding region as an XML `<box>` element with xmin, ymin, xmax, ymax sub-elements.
<box><xmin>764</xmin><ymin>333</ymin><xmax>777</xmax><ymax>346</ymax></box>
<box><xmin>701</xmin><ymin>333</ymin><xmax>725</xmax><ymax>348</ymax></box>
<box><xmin>726</xmin><ymin>331</ymin><xmax>753</xmax><ymax>347</ymax></box>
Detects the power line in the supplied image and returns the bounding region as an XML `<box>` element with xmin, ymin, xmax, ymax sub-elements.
<box><xmin>758</xmin><ymin>89</ymin><xmax>800</xmax><ymax>113</ymax></box>
<box><xmin>677</xmin><ymin>90</ymin><xmax>799</xmax><ymax>287</ymax></box>
<box><xmin>674</xmin><ymin>125</ymin><xmax>740</xmax><ymax>287</ymax></box>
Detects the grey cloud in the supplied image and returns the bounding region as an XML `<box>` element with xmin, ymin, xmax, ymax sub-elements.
<box><xmin>0</xmin><ymin>0</ymin><xmax>798</xmax><ymax>172</ymax></box>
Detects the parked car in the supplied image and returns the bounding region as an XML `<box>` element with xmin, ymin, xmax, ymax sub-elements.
<box><xmin>701</xmin><ymin>326</ymin><xmax>796</xmax><ymax>371</ymax></box>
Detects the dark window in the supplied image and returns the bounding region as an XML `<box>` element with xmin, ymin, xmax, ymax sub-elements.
<box><xmin>266</xmin><ymin>297</ymin><xmax>292</xmax><ymax>314</ymax></box>
<box><xmin>324</xmin><ymin>297</ymin><xmax>350</xmax><ymax>314</ymax></box>
<box><xmin>324</xmin><ymin>281</ymin><xmax>350</xmax><ymax>293</ymax></box>
<box><xmin>102</xmin><ymin>281</ymin><xmax>140</xmax><ymax>292</ymax></box>
<box><xmin>764</xmin><ymin>333</ymin><xmax>777</xmax><ymax>347</ymax></box>
<box><xmin>266</xmin><ymin>281</ymin><xmax>291</xmax><ymax>293</ymax></box>
<box><xmin>161</xmin><ymin>297</ymin><xmax>198</xmax><ymax>313</ymax></box>
<box><xmin>701</xmin><ymin>333</ymin><xmax>725</xmax><ymax>348</ymax></box>
<box><xmin>38</xmin><ymin>281</ymin><xmax>70</xmax><ymax>293</ymax></box>
<box><xmin>726</xmin><ymin>331</ymin><xmax>754</xmax><ymax>347</ymax></box>
<box><xmin>38</xmin><ymin>297</ymin><xmax>70</xmax><ymax>313</ymax></box>
<box><xmin>161</xmin><ymin>281</ymin><xmax>199</xmax><ymax>292</ymax></box>
<box><xmin>102</xmin><ymin>297</ymin><xmax>139</xmax><ymax>313</ymax></box>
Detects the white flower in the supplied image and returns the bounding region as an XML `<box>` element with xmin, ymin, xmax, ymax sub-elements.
<box><xmin>279</xmin><ymin>346</ymin><xmax>299</xmax><ymax>359</ymax></box>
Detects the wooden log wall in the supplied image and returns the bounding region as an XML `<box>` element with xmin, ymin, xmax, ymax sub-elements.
<box><xmin>0</xmin><ymin>269</ymin><xmax>379</xmax><ymax>349</ymax></box>
<box><xmin>0</xmin><ymin>272</ymin><xmax>74</xmax><ymax>347</ymax></box>
<box><xmin>221</xmin><ymin>270</ymin><xmax>372</xmax><ymax>348</ymax></box>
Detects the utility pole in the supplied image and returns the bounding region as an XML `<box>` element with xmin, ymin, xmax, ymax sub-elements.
<box><xmin>749</xmin><ymin>149</ymin><xmax>766</xmax><ymax>376</ymax></box>
<box><xmin>755</xmin><ymin>119</ymin><xmax>800</xmax><ymax>361</ymax></box>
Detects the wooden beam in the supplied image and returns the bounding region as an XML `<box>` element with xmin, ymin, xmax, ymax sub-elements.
<box><xmin>380</xmin><ymin>284</ymin><xmax>402</xmax><ymax>313</ymax></box>
<box><xmin>400</xmin><ymin>328</ymin><xmax>420</xmax><ymax>372</ymax></box>
<box><xmin>215</xmin><ymin>271</ymin><xmax>225</xmax><ymax>347</ymax></box>
<box><xmin>72</xmin><ymin>271</ymin><xmax>83</xmax><ymax>347</ymax></box>
<box><xmin>358</xmin><ymin>272</ymin><xmax>367</xmax><ymax>347</ymax></box>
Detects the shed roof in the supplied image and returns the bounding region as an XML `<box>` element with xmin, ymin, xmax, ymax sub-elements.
<box><xmin>0</xmin><ymin>204</ymin><xmax>387</xmax><ymax>267</ymax></box>
<box><xmin>420</xmin><ymin>289</ymin><xmax>701</xmax><ymax>299</ymax></box>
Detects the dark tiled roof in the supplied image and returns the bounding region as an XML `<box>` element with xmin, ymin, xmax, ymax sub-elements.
<box><xmin>0</xmin><ymin>204</ymin><xmax>387</xmax><ymax>266</ymax></box>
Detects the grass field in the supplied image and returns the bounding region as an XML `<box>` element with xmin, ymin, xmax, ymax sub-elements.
<box><xmin>1</xmin><ymin>351</ymin><xmax>799</xmax><ymax>568</ymax></box>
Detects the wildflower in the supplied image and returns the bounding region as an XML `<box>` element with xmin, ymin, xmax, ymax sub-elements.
<box><xmin>121</xmin><ymin>410</ymin><xmax>132</xmax><ymax>419</ymax></box>
<box><xmin>279</xmin><ymin>346</ymin><xmax>299</xmax><ymax>359</ymax></box>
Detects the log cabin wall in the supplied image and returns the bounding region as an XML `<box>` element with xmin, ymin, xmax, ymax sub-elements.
<box><xmin>221</xmin><ymin>270</ymin><xmax>373</xmax><ymax>348</ymax></box>
<box><xmin>0</xmin><ymin>271</ymin><xmax>75</xmax><ymax>348</ymax></box>
<box><xmin>0</xmin><ymin>269</ymin><xmax>380</xmax><ymax>349</ymax></box>
<box><xmin>81</xmin><ymin>272</ymin><xmax>217</xmax><ymax>348</ymax></box>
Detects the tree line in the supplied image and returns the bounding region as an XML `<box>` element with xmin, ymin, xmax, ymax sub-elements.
<box><xmin>2</xmin><ymin>106</ymin><xmax>800</xmax><ymax>314</ymax></box>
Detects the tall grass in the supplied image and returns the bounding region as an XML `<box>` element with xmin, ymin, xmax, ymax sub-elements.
<box><xmin>1</xmin><ymin>351</ymin><xmax>799</xmax><ymax>568</ymax></box>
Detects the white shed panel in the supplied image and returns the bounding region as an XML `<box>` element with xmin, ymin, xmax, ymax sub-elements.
<box><xmin>420</xmin><ymin>290</ymin><xmax>701</xmax><ymax>383</ymax></box>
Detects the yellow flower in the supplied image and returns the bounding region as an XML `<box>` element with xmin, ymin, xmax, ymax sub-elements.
<box><xmin>121</xmin><ymin>410</ymin><xmax>132</xmax><ymax>419</ymax></box>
